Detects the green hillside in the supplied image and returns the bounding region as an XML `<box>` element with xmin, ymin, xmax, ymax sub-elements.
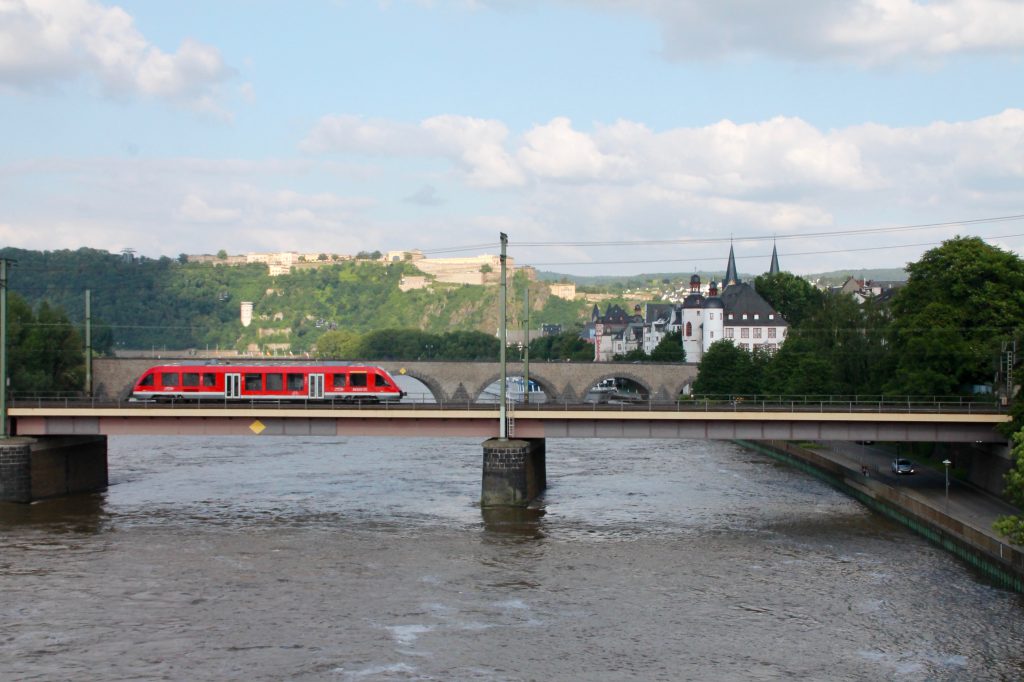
<box><xmin>0</xmin><ymin>248</ymin><xmax>593</xmax><ymax>352</ymax></box>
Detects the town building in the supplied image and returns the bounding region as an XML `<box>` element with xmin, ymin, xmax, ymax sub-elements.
<box><xmin>590</xmin><ymin>244</ymin><xmax>789</xmax><ymax>362</ymax></box>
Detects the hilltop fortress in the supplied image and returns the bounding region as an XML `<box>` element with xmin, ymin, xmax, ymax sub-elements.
<box><xmin>187</xmin><ymin>249</ymin><xmax>527</xmax><ymax>285</ymax></box>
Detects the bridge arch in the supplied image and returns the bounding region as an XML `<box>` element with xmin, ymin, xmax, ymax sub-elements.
<box><xmin>392</xmin><ymin>368</ymin><xmax>443</xmax><ymax>403</ymax></box>
<box><xmin>586</xmin><ymin>372</ymin><xmax>655</xmax><ymax>399</ymax></box>
<box><xmin>474</xmin><ymin>372</ymin><xmax>559</xmax><ymax>404</ymax></box>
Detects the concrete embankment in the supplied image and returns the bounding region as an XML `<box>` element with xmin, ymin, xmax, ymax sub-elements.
<box><xmin>739</xmin><ymin>439</ymin><xmax>1024</xmax><ymax>593</ymax></box>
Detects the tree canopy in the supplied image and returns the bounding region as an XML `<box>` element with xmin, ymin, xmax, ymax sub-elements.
<box><xmin>887</xmin><ymin>236</ymin><xmax>1024</xmax><ymax>395</ymax></box>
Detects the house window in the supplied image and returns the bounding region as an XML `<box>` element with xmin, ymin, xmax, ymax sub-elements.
<box><xmin>768</xmin><ymin>328</ymin><xmax>777</xmax><ymax>339</ymax></box>
<box><xmin>728</xmin><ymin>313</ymin><xmax>734</xmax><ymax>320</ymax></box>
<box><xmin>753</xmin><ymin>328</ymin><xmax>762</xmax><ymax>339</ymax></box>
<box><xmin>769</xmin><ymin>314</ymin><xmax>774</xmax><ymax>320</ymax></box>
<box><xmin>709</xmin><ymin>313</ymin><xmax>714</xmax><ymax>320</ymax></box>
<box><xmin>782</xmin><ymin>328</ymin><xmax>787</xmax><ymax>337</ymax></box>
<box><xmin>725</xmin><ymin>328</ymin><xmax>734</xmax><ymax>339</ymax></box>
<box><xmin>685</xmin><ymin>321</ymin><xmax>692</xmax><ymax>337</ymax></box>
<box><xmin>753</xmin><ymin>314</ymin><xmax>759</xmax><ymax>320</ymax></box>
<box><xmin>710</xmin><ymin>331</ymin><xmax>715</xmax><ymax>339</ymax></box>
<box><xmin>741</xmin><ymin>328</ymin><xmax>750</xmax><ymax>338</ymax></box>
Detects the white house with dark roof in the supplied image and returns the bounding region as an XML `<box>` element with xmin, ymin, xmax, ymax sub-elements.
<box><xmin>680</xmin><ymin>243</ymin><xmax>788</xmax><ymax>362</ymax></box>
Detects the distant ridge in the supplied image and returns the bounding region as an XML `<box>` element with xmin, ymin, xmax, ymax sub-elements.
<box><xmin>537</xmin><ymin>268</ymin><xmax>907</xmax><ymax>286</ymax></box>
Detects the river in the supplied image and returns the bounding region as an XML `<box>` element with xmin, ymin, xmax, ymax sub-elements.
<box><xmin>2</xmin><ymin>436</ymin><xmax>1023</xmax><ymax>681</ymax></box>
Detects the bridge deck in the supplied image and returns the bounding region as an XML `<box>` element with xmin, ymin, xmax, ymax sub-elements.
<box><xmin>11</xmin><ymin>405</ymin><xmax>1009</xmax><ymax>442</ymax></box>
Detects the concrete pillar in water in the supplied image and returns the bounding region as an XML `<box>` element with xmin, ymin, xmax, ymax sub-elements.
<box><xmin>481</xmin><ymin>437</ymin><xmax>546</xmax><ymax>507</ymax></box>
<box><xmin>0</xmin><ymin>436</ymin><xmax>108</xmax><ymax>503</ymax></box>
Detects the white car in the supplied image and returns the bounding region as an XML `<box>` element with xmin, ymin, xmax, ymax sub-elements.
<box><xmin>891</xmin><ymin>458</ymin><xmax>915</xmax><ymax>475</ymax></box>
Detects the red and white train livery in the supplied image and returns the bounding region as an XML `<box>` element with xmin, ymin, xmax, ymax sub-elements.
<box><xmin>131</xmin><ymin>363</ymin><xmax>405</xmax><ymax>403</ymax></box>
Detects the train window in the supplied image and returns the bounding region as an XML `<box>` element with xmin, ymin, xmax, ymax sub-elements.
<box><xmin>162</xmin><ymin>372</ymin><xmax>179</xmax><ymax>386</ymax></box>
<box><xmin>350</xmin><ymin>372</ymin><xmax>367</xmax><ymax>387</ymax></box>
<box><xmin>287</xmin><ymin>373</ymin><xmax>304</xmax><ymax>390</ymax></box>
<box><xmin>373</xmin><ymin>374</ymin><xmax>390</xmax><ymax>388</ymax></box>
<box><xmin>139</xmin><ymin>374</ymin><xmax>155</xmax><ymax>387</ymax></box>
<box><xmin>244</xmin><ymin>374</ymin><xmax>262</xmax><ymax>391</ymax></box>
<box><xmin>332</xmin><ymin>373</ymin><xmax>346</xmax><ymax>390</ymax></box>
<box><xmin>202</xmin><ymin>373</ymin><xmax>217</xmax><ymax>387</ymax></box>
<box><xmin>182</xmin><ymin>373</ymin><xmax>200</xmax><ymax>387</ymax></box>
<box><xmin>266</xmin><ymin>373</ymin><xmax>284</xmax><ymax>391</ymax></box>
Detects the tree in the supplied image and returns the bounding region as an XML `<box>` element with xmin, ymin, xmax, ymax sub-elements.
<box><xmin>529</xmin><ymin>330</ymin><xmax>593</xmax><ymax>361</ymax></box>
<box><xmin>692</xmin><ymin>341</ymin><xmax>762</xmax><ymax>396</ymax></box>
<box><xmin>993</xmin><ymin>429</ymin><xmax>1024</xmax><ymax>544</ymax></box>
<box><xmin>649</xmin><ymin>331</ymin><xmax>685</xmax><ymax>362</ymax></box>
<box><xmin>887</xmin><ymin>237</ymin><xmax>1024</xmax><ymax>395</ymax></box>
<box><xmin>7</xmin><ymin>294</ymin><xmax>84</xmax><ymax>393</ymax></box>
<box><xmin>315</xmin><ymin>330</ymin><xmax>361</xmax><ymax>359</ymax></box>
<box><xmin>217</xmin><ymin>249</ymin><xmax>228</xmax><ymax>260</ymax></box>
<box><xmin>752</xmin><ymin>271</ymin><xmax>824</xmax><ymax>328</ymax></box>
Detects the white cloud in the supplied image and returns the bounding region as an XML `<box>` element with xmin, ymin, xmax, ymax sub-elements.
<box><xmin>178</xmin><ymin>194</ymin><xmax>241</xmax><ymax>223</ymax></box>
<box><xmin>303</xmin><ymin>113</ymin><xmax>524</xmax><ymax>187</ymax></box>
<box><xmin>582</xmin><ymin>0</ymin><xmax>1024</xmax><ymax>64</ymax></box>
<box><xmin>4</xmin><ymin>109</ymin><xmax>1024</xmax><ymax>273</ymax></box>
<box><xmin>0</xmin><ymin>0</ymin><xmax>233</xmax><ymax>111</ymax></box>
<box><xmin>518</xmin><ymin>116</ymin><xmax>634</xmax><ymax>181</ymax></box>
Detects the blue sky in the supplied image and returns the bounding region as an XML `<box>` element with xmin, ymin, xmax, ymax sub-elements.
<box><xmin>2</xmin><ymin>0</ymin><xmax>1023</xmax><ymax>275</ymax></box>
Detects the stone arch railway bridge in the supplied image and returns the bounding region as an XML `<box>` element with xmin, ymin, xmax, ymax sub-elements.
<box><xmin>92</xmin><ymin>358</ymin><xmax>699</xmax><ymax>403</ymax></box>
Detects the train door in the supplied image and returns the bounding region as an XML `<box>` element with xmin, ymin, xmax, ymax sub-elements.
<box><xmin>225</xmin><ymin>373</ymin><xmax>241</xmax><ymax>398</ymax></box>
<box><xmin>308</xmin><ymin>373</ymin><xmax>324</xmax><ymax>400</ymax></box>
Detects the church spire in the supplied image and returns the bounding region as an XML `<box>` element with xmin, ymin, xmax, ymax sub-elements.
<box><xmin>724</xmin><ymin>241</ymin><xmax>739</xmax><ymax>287</ymax></box>
<box><xmin>769</xmin><ymin>240</ymin><xmax>780</xmax><ymax>275</ymax></box>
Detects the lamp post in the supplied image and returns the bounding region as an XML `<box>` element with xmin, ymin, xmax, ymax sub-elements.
<box><xmin>942</xmin><ymin>459</ymin><xmax>951</xmax><ymax>508</ymax></box>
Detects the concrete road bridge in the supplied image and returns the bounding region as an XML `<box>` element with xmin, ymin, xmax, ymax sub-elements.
<box><xmin>93</xmin><ymin>357</ymin><xmax>700</xmax><ymax>403</ymax></box>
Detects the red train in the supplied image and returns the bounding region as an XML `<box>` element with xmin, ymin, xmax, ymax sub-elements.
<box><xmin>130</xmin><ymin>363</ymin><xmax>405</xmax><ymax>403</ymax></box>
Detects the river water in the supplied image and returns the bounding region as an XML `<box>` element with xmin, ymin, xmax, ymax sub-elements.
<box><xmin>2</xmin><ymin>436</ymin><xmax>1023</xmax><ymax>681</ymax></box>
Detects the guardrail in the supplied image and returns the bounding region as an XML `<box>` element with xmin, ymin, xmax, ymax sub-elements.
<box><xmin>9</xmin><ymin>394</ymin><xmax>1007</xmax><ymax>415</ymax></box>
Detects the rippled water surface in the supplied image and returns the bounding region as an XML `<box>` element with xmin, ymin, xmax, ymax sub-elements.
<box><xmin>2</xmin><ymin>436</ymin><xmax>1023</xmax><ymax>681</ymax></box>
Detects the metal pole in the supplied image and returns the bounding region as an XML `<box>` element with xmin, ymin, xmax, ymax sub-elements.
<box><xmin>943</xmin><ymin>459</ymin><xmax>951</xmax><ymax>504</ymax></box>
<box><xmin>85</xmin><ymin>288</ymin><xmax>92</xmax><ymax>396</ymax></box>
<box><xmin>523</xmin><ymin>285</ymin><xmax>529</xmax><ymax>406</ymax></box>
<box><xmin>499</xmin><ymin>233</ymin><xmax>508</xmax><ymax>439</ymax></box>
<box><xmin>0</xmin><ymin>259</ymin><xmax>8</xmax><ymax>438</ymax></box>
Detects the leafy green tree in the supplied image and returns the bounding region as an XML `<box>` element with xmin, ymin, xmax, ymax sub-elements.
<box><xmin>315</xmin><ymin>330</ymin><xmax>362</xmax><ymax>358</ymax></box>
<box><xmin>887</xmin><ymin>237</ymin><xmax>1024</xmax><ymax>395</ymax></box>
<box><xmin>993</xmin><ymin>430</ymin><xmax>1024</xmax><ymax>544</ymax></box>
<box><xmin>752</xmin><ymin>271</ymin><xmax>824</xmax><ymax>327</ymax></box>
<box><xmin>649</xmin><ymin>331</ymin><xmax>685</xmax><ymax>362</ymax></box>
<box><xmin>7</xmin><ymin>294</ymin><xmax>84</xmax><ymax>393</ymax></box>
<box><xmin>529</xmin><ymin>330</ymin><xmax>593</xmax><ymax>361</ymax></box>
<box><xmin>693</xmin><ymin>340</ymin><xmax>761</xmax><ymax>396</ymax></box>
<box><xmin>217</xmin><ymin>249</ymin><xmax>228</xmax><ymax>259</ymax></box>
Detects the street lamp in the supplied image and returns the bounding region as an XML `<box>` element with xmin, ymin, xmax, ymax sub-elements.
<box><xmin>942</xmin><ymin>459</ymin><xmax>952</xmax><ymax>504</ymax></box>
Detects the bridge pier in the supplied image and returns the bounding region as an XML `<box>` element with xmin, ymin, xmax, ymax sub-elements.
<box><xmin>481</xmin><ymin>437</ymin><xmax>546</xmax><ymax>507</ymax></box>
<box><xmin>0</xmin><ymin>436</ymin><xmax>108</xmax><ymax>503</ymax></box>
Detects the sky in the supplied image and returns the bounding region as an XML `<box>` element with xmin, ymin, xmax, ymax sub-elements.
<box><xmin>1</xmin><ymin>0</ymin><xmax>1023</xmax><ymax>276</ymax></box>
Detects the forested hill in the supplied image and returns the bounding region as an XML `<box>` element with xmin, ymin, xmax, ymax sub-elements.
<box><xmin>0</xmin><ymin>247</ymin><xmax>590</xmax><ymax>352</ymax></box>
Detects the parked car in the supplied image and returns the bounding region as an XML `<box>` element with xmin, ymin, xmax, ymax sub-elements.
<box><xmin>891</xmin><ymin>458</ymin><xmax>916</xmax><ymax>475</ymax></box>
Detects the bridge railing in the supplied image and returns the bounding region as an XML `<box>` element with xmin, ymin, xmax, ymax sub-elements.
<box><xmin>9</xmin><ymin>392</ymin><xmax>1006</xmax><ymax>414</ymax></box>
